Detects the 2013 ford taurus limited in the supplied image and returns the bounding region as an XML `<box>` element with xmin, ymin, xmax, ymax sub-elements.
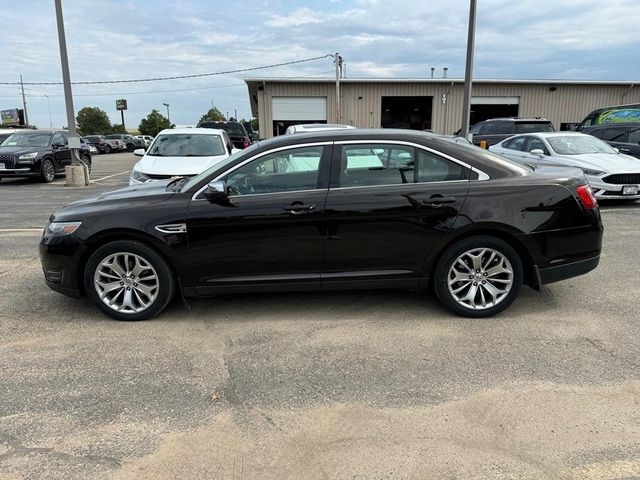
<box><xmin>39</xmin><ymin>130</ymin><xmax>603</xmax><ymax>320</ymax></box>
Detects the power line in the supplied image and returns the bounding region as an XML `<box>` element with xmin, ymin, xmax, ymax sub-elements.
<box><xmin>0</xmin><ymin>54</ymin><xmax>333</xmax><ymax>86</ymax></box>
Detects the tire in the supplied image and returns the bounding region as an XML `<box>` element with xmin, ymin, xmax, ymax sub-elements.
<box><xmin>105</xmin><ymin>145</ymin><xmax>112</xmax><ymax>154</ymax></box>
<box><xmin>40</xmin><ymin>158</ymin><xmax>55</xmax><ymax>183</ymax></box>
<box><xmin>433</xmin><ymin>235</ymin><xmax>523</xmax><ymax>318</ymax></box>
<box><xmin>84</xmin><ymin>240</ymin><xmax>176</xmax><ymax>321</ymax></box>
<box><xmin>126</xmin><ymin>143</ymin><xmax>134</xmax><ymax>152</ymax></box>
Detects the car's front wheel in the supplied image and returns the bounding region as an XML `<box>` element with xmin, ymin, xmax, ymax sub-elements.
<box><xmin>84</xmin><ymin>240</ymin><xmax>175</xmax><ymax>321</ymax></box>
<box><xmin>433</xmin><ymin>235</ymin><xmax>523</xmax><ymax>317</ymax></box>
<box><xmin>40</xmin><ymin>158</ymin><xmax>55</xmax><ymax>183</ymax></box>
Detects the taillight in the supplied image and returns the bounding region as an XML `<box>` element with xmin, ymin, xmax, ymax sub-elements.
<box><xmin>576</xmin><ymin>184</ymin><xmax>598</xmax><ymax>209</ymax></box>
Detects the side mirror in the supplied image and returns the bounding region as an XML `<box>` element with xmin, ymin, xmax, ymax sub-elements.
<box><xmin>613</xmin><ymin>147</ymin><xmax>620</xmax><ymax>153</ymax></box>
<box><xmin>204</xmin><ymin>180</ymin><xmax>228</xmax><ymax>201</ymax></box>
<box><xmin>133</xmin><ymin>148</ymin><xmax>145</xmax><ymax>157</ymax></box>
<box><xmin>530</xmin><ymin>149</ymin><xmax>545</xmax><ymax>157</ymax></box>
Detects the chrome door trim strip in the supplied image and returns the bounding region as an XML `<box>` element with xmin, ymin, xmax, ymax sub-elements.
<box><xmin>155</xmin><ymin>223</ymin><xmax>187</xmax><ymax>234</ymax></box>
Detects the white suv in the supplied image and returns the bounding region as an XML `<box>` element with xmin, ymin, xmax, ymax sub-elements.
<box><xmin>130</xmin><ymin>128</ymin><xmax>238</xmax><ymax>185</ymax></box>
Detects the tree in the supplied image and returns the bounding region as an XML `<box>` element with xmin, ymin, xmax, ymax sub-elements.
<box><xmin>110</xmin><ymin>123</ymin><xmax>127</xmax><ymax>134</ymax></box>
<box><xmin>138</xmin><ymin>109</ymin><xmax>172</xmax><ymax>137</ymax></box>
<box><xmin>198</xmin><ymin>107</ymin><xmax>225</xmax><ymax>125</ymax></box>
<box><xmin>76</xmin><ymin>107</ymin><xmax>112</xmax><ymax>135</ymax></box>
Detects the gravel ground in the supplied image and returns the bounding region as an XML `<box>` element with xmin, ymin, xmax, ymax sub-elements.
<box><xmin>0</xmin><ymin>153</ymin><xmax>639</xmax><ymax>479</ymax></box>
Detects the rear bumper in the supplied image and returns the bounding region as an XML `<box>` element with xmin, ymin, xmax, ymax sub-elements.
<box><xmin>538</xmin><ymin>255</ymin><xmax>600</xmax><ymax>285</ymax></box>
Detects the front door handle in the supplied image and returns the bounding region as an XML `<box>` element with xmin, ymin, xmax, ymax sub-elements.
<box><xmin>284</xmin><ymin>204</ymin><xmax>316</xmax><ymax>215</ymax></box>
<box><xmin>423</xmin><ymin>195</ymin><xmax>456</xmax><ymax>207</ymax></box>
<box><xmin>619</xmin><ymin>147</ymin><xmax>630</xmax><ymax>152</ymax></box>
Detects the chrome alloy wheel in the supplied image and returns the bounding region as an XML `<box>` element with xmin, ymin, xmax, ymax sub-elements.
<box><xmin>447</xmin><ymin>248</ymin><xmax>514</xmax><ymax>310</ymax></box>
<box><xmin>93</xmin><ymin>252</ymin><xmax>159</xmax><ymax>314</ymax></box>
<box><xmin>43</xmin><ymin>160</ymin><xmax>55</xmax><ymax>181</ymax></box>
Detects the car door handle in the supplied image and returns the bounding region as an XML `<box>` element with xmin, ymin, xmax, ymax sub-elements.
<box><xmin>619</xmin><ymin>147</ymin><xmax>630</xmax><ymax>152</ymax></box>
<box><xmin>423</xmin><ymin>195</ymin><xmax>456</xmax><ymax>207</ymax></box>
<box><xmin>284</xmin><ymin>204</ymin><xmax>316</xmax><ymax>215</ymax></box>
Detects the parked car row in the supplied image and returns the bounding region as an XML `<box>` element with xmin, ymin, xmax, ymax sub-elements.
<box><xmin>82</xmin><ymin>134</ymin><xmax>149</xmax><ymax>154</ymax></box>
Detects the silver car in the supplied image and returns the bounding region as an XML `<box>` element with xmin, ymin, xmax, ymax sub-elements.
<box><xmin>490</xmin><ymin>132</ymin><xmax>640</xmax><ymax>201</ymax></box>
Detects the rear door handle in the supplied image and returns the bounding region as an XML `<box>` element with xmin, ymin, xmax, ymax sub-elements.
<box><xmin>284</xmin><ymin>204</ymin><xmax>316</xmax><ymax>215</ymax></box>
<box><xmin>423</xmin><ymin>196</ymin><xmax>456</xmax><ymax>207</ymax></box>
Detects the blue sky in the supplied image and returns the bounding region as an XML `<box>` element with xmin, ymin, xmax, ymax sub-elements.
<box><xmin>1</xmin><ymin>0</ymin><xmax>638</xmax><ymax>129</ymax></box>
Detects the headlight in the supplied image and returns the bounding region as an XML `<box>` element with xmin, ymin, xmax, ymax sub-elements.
<box><xmin>131</xmin><ymin>169</ymin><xmax>150</xmax><ymax>182</ymax></box>
<box><xmin>45</xmin><ymin>221</ymin><xmax>82</xmax><ymax>236</ymax></box>
<box><xmin>580</xmin><ymin>168</ymin><xmax>605</xmax><ymax>176</ymax></box>
<box><xmin>18</xmin><ymin>152</ymin><xmax>38</xmax><ymax>160</ymax></box>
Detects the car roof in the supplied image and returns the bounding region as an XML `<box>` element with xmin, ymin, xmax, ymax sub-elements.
<box><xmin>482</xmin><ymin>117</ymin><xmax>550</xmax><ymax>122</ymax></box>
<box><xmin>156</xmin><ymin>127</ymin><xmax>226</xmax><ymax>136</ymax></box>
<box><xmin>294</xmin><ymin>124</ymin><xmax>356</xmax><ymax>130</ymax></box>
<box><xmin>507</xmin><ymin>132</ymin><xmax>587</xmax><ymax>139</ymax></box>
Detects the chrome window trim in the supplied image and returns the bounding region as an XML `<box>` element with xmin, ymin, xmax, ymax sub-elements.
<box><xmin>334</xmin><ymin>139</ymin><xmax>490</xmax><ymax>181</ymax></box>
<box><xmin>191</xmin><ymin>141</ymin><xmax>332</xmax><ymax>201</ymax></box>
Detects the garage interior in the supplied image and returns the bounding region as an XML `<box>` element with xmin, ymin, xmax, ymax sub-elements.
<box><xmin>470</xmin><ymin>96</ymin><xmax>520</xmax><ymax>125</ymax></box>
<box><xmin>381</xmin><ymin>96</ymin><xmax>433</xmax><ymax>130</ymax></box>
<box><xmin>271</xmin><ymin>96</ymin><xmax>328</xmax><ymax>136</ymax></box>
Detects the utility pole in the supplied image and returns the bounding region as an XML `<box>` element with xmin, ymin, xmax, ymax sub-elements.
<box><xmin>460</xmin><ymin>0</ymin><xmax>477</xmax><ymax>139</ymax></box>
<box><xmin>234</xmin><ymin>109</ymin><xmax>237</xmax><ymax>121</ymax></box>
<box><xmin>44</xmin><ymin>94</ymin><xmax>52</xmax><ymax>128</ymax></box>
<box><xmin>334</xmin><ymin>52</ymin><xmax>342</xmax><ymax>123</ymax></box>
<box><xmin>55</xmin><ymin>0</ymin><xmax>87</xmax><ymax>185</ymax></box>
<box><xmin>19</xmin><ymin>75</ymin><xmax>29</xmax><ymax>127</ymax></box>
<box><xmin>163</xmin><ymin>102</ymin><xmax>170</xmax><ymax>123</ymax></box>
<box><xmin>120</xmin><ymin>110</ymin><xmax>125</xmax><ymax>130</ymax></box>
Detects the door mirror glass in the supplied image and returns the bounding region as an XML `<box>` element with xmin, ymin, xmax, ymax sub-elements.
<box><xmin>530</xmin><ymin>149</ymin><xmax>545</xmax><ymax>156</ymax></box>
<box><xmin>204</xmin><ymin>180</ymin><xmax>228</xmax><ymax>200</ymax></box>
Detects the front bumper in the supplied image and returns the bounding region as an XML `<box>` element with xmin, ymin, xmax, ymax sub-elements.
<box><xmin>39</xmin><ymin>234</ymin><xmax>86</xmax><ymax>298</ymax></box>
<box><xmin>0</xmin><ymin>167</ymin><xmax>35</xmax><ymax>177</ymax></box>
<box><xmin>588</xmin><ymin>176</ymin><xmax>640</xmax><ymax>200</ymax></box>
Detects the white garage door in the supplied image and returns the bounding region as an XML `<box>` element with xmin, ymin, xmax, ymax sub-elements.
<box><xmin>272</xmin><ymin>97</ymin><xmax>327</xmax><ymax>121</ymax></box>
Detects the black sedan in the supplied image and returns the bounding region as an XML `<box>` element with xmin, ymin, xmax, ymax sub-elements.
<box><xmin>40</xmin><ymin>129</ymin><xmax>603</xmax><ymax>320</ymax></box>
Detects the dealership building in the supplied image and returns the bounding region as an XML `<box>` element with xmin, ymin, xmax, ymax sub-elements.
<box><xmin>245</xmin><ymin>77</ymin><xmax>639</xmax><ymax>138</ymax></box>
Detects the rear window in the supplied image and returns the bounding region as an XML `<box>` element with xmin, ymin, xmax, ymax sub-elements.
<box><xmin>490</xmin><ymin>122</ymin><xmax>514</xmax><ymax>135</ymax></box>
<box><xmin>200</xmin><ymin>122</ymin><xmax>246</xmax><ymax>136</ymax></box>
<box><xmin>515</xmin><ymin>122</ymin><xmax>554</xmax><ymax>134</ymax></box>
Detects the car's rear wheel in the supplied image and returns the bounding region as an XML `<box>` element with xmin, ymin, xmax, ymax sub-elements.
<box><xmin>84</xmin><ymin>240</ymin><xmax>175</xmax><ymax>321</ymax></box>
<box><xmin>433</xmin><ymin>235</ymin><xmax>523</xmax><ymax>317</ymax></box>
<box><xmin>104</xmin><ymin>145</ymin><xmax>112</xmax><ymax>154</ymax></box>
<box><xmin>40</xmin><ymin>158</ymin><xmax>55</xmax><ymax>183</ymax></box>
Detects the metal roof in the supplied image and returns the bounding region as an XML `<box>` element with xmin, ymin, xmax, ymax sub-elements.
<box><xmin>245</xmin><ymin>77</ymin><xmax>637</xmax><ymax>86</ymax></box>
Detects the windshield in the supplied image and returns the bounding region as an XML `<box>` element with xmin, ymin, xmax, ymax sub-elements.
<box><xmin>548</xmin><ymin>135</ymin><xmax>616</xmax><ymax>155</ymax></box>
<box><xmin>181</xmin><ymin>142</ymin><xmax>261</xmax><ymax>192</ymax></box>
<box><xmin>515</xmin><ymin>123</ymin><xmax>554</xmax><ymax>134</ymax></box>
<box><xmin>148</xmin><ymin>133</ymin><xmax>226</xmax><ymax>157</ymax></box>
<box><xmin>1</xmin><ymin>132</ymin><xmax>51</xmax><ymax>147</ymax></box>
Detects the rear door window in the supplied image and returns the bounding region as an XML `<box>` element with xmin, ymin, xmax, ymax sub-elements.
<box><xmin>627</xmin><ymin>129</ymin><xmax>640</xmax><ymax>144</ymax></box>
<box><xmin>515</xmin><ymin>122</ymin><xmax>554</xmax><ymax>134</ymax></box>
<box><xmin>340</xmin><ymin>144</ymin><xmax>465</xmax><ymax>187</ymax></box>
<box><xmin>505</xmin><ymin>136</ymin><xmax>526</xmax><ymax>151</ymax></box>
<box><xmin>490</xmin><ymin>122</ymin><xmax>514</xmax><ymax>135</ymax></box>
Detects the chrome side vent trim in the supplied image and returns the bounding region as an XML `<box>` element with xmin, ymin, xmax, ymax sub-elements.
<box><xmin>155</xmin><ymin>223</ymin><xmax>187</xmax><ymax>234</ymax></box>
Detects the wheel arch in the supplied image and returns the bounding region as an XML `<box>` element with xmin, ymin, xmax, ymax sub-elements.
<box><xmin>77</xmin><ymin>228</ymin><xmax>180</xmax><ymax>295</ymax></box>
<box><xmin>425</xmin><ymin>224</ymin><xmax>539</xmax><ymax>291</ymax></box>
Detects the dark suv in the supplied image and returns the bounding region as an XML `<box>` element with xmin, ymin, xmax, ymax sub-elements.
<box><xmin>582</xmin><ymin>123</ymin><xmax>640</xmax><ymax>159</ymax></box>
<box><xmin>198</xmin><ymin>121</ymin><xmax>251</xmax><ymax>149</ymax></box>
<box><xmin>0</xmin><ymin>130</ymin><xmax>92</xmax><ymax>182</ymax></box>
<box><xmin>83</xmin><ymin>135</ymin><xmax>110</xmax><ymax>154</ymax></box>
<box><xmin>469</xmin><ymin>118</ymin><xmax>554</xmax><ymax>146</ymax></box>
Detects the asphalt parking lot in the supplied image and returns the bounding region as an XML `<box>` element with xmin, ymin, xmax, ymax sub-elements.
<box><xmin>1</xmin><ymin>153</ymin><xmax>639</xmax><ymax>479</ymax></box>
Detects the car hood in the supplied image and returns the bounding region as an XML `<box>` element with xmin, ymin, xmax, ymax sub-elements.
<box><xmin>135</xmin><ymin>154</ymin><xmax>228</xmax><ymax>176</ymax></box>
<box><xmin>549</xmin><ymin>153</ymin><xmax>640</xmax><ymax>172</ymax></box>
<box><xmin>0</xmin><ymin>146</ymin><xmax>48</xmax><ymax>155</ymax></box>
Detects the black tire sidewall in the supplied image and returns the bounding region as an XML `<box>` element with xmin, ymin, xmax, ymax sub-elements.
<box><xmin>433</xmin><ymin>235</ymin><xmax>523</xmax><ymax>318</ymax></box>
<box><xmin>41</xmin><ymin>159</ymin><xmax>55</xmax><ymax>183</ymax></box>
<box><xmin>84</xmin><ymin>240</ymin><xmax>175</xmax><ymax>321</ymax></box>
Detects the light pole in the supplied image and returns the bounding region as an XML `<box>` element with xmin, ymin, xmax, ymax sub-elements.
<box><xmin>43</xmin><ymin>94</ymin><xmax>52</xmax><ymax>128</ymax></box>
<box><xmin>460</xmin><ymin>0</ymin><xmax>477</xmax><ymax>140</ymax></box>
<box><xmin>55</xmin><ymin>0</ymin><xmax>87</xmax><ymax>185</ymax></box>
<box><xmin>162</xmin><ymin>102</ymin><xmax>170</xmax><ymax>123</ymax></box>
